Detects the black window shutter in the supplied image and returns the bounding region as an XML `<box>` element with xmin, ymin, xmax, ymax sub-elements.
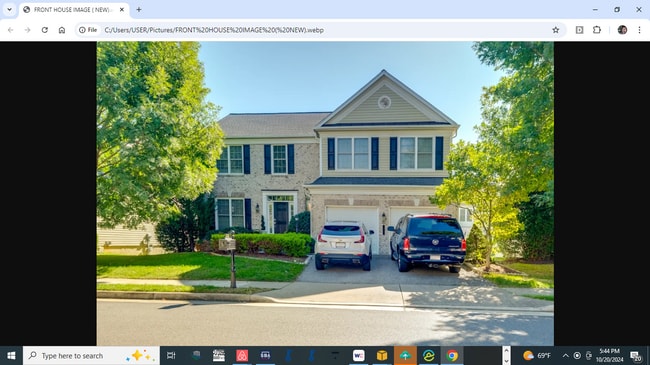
<box><xmin>243</xmin><ymin>145</ymin><xmax>250</xmax><ymax>174</ymax></box>
<box><xmin>371</xmin><ymin>137</ymin><xmax>379</xmax><ymax>170</ymax></box>
<box><xmin>244</xmin><ymin>199</ymin><xmax>252</xmax><ymax>230</ymax></box>
<box><xmin>327</xmin><ymin>138</ymin><xmax>335</xmax><ymax>170</ymax></box>
<box><xmin>390</xmin><ymin>137</ymin><xmax>397</xmax><ymax>170</ymax></box>
<box><xmin>264</xmin><ymin>145</ymin><xmax>271</xmax><ymax>174</ymax></box>
<box><xmin>435</xmin><ymin>136</ymin><xmax>444</xmax><ymax>170</ymax></box>
<box><xmin>288</xmin><ymin>144</ymin><xmax>295</xmax><ymax>174</ymax></box>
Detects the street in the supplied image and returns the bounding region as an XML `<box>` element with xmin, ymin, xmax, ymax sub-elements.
<box><xmin>97</xmin><ymin>255</ymin><xmax>553</xmax><ymax>346</ymax></box>
<box><xmin>97</xmin><ymin>298</ymin><xmax>553</xmax><ymax>346</ymax></box>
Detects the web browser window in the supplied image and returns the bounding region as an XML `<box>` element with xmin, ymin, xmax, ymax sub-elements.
<box><xmin>1</xmin><ymin>0</ymin><xmax>648</xmax><ymax>363</ymax></box>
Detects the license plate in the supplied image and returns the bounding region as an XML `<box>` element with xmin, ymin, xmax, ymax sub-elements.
<box><xmin>429</xmin><ymin>255</ymin><xmax>440</xmax><ymax>260</ymax></box>
<box><xmin>336</xmin><ymin>242</ymin><xmax>346</xmax><ymax>248</ymax></box>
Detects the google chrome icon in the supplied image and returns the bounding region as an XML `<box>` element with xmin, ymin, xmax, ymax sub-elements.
<box><xmin>446</xmin><ymin>349</ymin><xmax>459</xmax><ymax>362</ymax></box>
<box><xmin>523</xmin><ymin>350</ymin><xmax>535</xmax><ymax>361</ymax></box>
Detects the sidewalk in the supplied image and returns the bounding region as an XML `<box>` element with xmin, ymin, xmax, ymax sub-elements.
<box><xmin>97</xmin><ymin>278</ymin><xmax>554</xmax><ymax>313</ymax></box>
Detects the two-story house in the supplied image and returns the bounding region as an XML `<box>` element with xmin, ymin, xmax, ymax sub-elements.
<box><xmin>214</xmin><ymin>69</ymin><xmax>467</xmax><ymax>255</ymax></box>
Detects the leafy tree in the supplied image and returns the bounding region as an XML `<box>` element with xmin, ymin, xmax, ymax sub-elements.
<box><xmin>96</xmin><ymin>41</ymin><xmax>224</xmax><ymax>229</ymax></box>
<box><xmin>155</xmin><ymin>192</ymin><xmax>216</xmax><ymax>252</ymax></box>
<box><xmin>469</xmin><ymin>42</ymin><xmax>554</xmax><ymax>260</ymax></box>
<box><xmin>155</xmin><ymin>213</ymin><xmax>188</xmax><ymax>252</ymax></box>
<box><xmin>472</xmin><ymin>42</ymin><xmax>554</xmax><ymax>204</ymax></box>
<box><xmin>514</xmin><ymin>192</ymin><xmax>554</xmax><ymax>260</ymax></box>
<box><xmin>430</xmin><ymin>140</ymin><xmax>523</xmax><ymax>268</ymax></box>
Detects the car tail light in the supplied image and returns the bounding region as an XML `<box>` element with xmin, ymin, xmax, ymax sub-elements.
<box><xmin>354</xmin><ymin>235</ymin><xmax>365</xmax><ymax>243</ymax></box>
<box><xmin>461</xmin><ymin>238</ymin><xmax>466</xmax><ymax>251</ymax></box>
<box><xmin>317</xmin><ymin>229</ymin><xmax>327</xmax><ymax>243</ymax></box>
<box><xmin>403</xmin><ymin>237</ymin><xmax>410</xmax><ymax>250</ymax></box>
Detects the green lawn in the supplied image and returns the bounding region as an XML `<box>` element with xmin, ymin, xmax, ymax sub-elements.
<box><xmin>480</xmin><ymin>258</ymin><xmax>554</xmax><ymax>300</ymax></box>
<box><xmin>97</xmin><ymin>252</ymin><xmax>306</xmax><ymax>281</ymax></box>
<box><xmin>97</xmin><ymin>252</ymin><xmax>554</xmax><ymax>296</ymax></box>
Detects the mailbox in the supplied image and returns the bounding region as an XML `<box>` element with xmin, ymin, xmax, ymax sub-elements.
<box><xmin>218</xmin><ymin>237</ymin><xmax>237</xmax><ymax>251</ymax></box>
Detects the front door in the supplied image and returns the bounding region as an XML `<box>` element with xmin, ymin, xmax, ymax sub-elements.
<box><xmin>273</xmin><ymin>202</ymin><xmax>289</xmax><ymax>233</ymax></box>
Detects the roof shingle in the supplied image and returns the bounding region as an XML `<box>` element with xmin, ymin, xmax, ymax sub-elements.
<box><xmin>218</xmin><ymin>112</ymin><xmax>330</xmax><ymax>138</ymax></box>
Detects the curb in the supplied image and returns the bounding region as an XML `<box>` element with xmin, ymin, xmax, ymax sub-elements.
<box><xmin>97</xmin><ymin>290</ymin><xmax>275</xmax><ymax>303</ymax></box>
<box><xmin>97</xmin><ymin>290</ymin><xmax>554</xmax><ymax>313</ymax></box>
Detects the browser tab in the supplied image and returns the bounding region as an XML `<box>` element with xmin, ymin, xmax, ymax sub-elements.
<box><xmin>16</xmin><ymin>2</ymin><xmax>130</xmax><ymax>18</ymax></box>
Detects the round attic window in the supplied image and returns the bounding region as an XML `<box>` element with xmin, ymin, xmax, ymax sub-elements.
<box><xmin>378</xmin><ymin>95</ymin><xmax>391</xmax><ymax>109</ymax></box>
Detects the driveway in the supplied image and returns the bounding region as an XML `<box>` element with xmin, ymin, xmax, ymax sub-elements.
<box><xmin>298</xmin><ymin>254</ymin><xmax>491</xmax><ymax>287</ymax></box>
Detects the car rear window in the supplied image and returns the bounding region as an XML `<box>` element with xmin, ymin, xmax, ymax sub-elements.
<box><xmin>322</xmin><ymin>225</ymin><xmax>361</xmax><ymax>236</ymax></box>
<box><xmin>407</xmin><ymin>217</ymin><xmax>463</xmax><ymax>237</ymax></box>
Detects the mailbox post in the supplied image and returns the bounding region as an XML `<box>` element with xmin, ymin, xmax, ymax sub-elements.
<box><xmin>218</xmin><ymin>231</ymin><xmax>237</xmax><ymax>288</ymax></box>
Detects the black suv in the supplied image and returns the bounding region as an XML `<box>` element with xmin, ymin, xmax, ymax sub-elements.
<box><xmin>387</xmin><ymin>213</ymin><xmax>466</xmax><ymax>273</ymax></box>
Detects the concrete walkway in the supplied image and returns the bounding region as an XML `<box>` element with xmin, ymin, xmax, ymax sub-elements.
<box><xmin>97</xmin><ymin>277</ymin><xmax>554</xmax><ymax>313</ymax></box>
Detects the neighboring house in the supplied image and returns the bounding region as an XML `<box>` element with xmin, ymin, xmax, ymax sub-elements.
<box><xmin>215</xmin><ymin>69</ymin><xmax>472</xmax><ymax>255</ymax></box>
<box><xmin>458</xmin><ymin>206</ymin><xmax>474</xmax><ymax>237</ymax></box>
<box><xmin>96</xmin><ymin>220</ymin><xmax>164</xmax><ymax>255</ymax></box>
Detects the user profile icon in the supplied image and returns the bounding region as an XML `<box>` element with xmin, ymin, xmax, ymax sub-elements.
<box><xmin>618</xmin><ymin>25</ymin><xmax>628</xmax><ymax>34</ymax></box>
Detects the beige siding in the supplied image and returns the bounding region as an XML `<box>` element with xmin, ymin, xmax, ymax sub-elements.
<box><xmin>338</xmin><ymin>86</ymin><xmax>431</xmax><ymax>122</ymax></box>
<box><xmin>319</xmin><ymin>133</ymin><xmax>454</xmax><ymax>177</ymax></box>
<box><xmin>96</xmin><ymin>222</ymin><xmax>164</xmax><ymax>254</ymax></box>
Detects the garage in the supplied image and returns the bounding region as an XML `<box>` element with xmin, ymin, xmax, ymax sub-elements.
<box><xmin>388</xmin><ymin>206</ymin><xmax>442</xmax><ymax>227</ymax></box>
<box><xmin>325</xmin><ymin>206</ymin><xmax>379</xmax><ymax>254</ymax></box>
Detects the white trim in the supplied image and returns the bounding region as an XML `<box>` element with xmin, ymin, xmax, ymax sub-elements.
<box><xmin>224</xmin><ymin>137</ymin><xmax>316</xmax><ymax>145</ymax></box>
<box><xmin>306</xmin><ymin>185</ymin><xmax>437</xmax><ymax>195</ymax></box>
<box><xmin>335</xmin><ymin>136</ymin><xmax>371</xmax><ymax>170</ymax></box>
<box><xmin>262</xmin><ymin>191</ymin><xmax>299</xmax><ymax>233</ymax></box>
<box><xmin>271</xmin><ymin>144</ymin><xmax>289</xmax><ymax>175</ymax></box>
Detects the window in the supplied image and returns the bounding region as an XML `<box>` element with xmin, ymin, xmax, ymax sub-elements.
<box><xmin>272</xmin><ymin>145</ymin><xmax>287</xmax><ymax>174</ymax></box>
<box><xmin>399</xmin><ymin>137</ymin><xmax>433</xmax><ymax>169</ymax></box>
<box><xmin>459</xmin><ymin>207</ymin><xmax>472</xmax><ymax>222</ymax></box>
<box><xmin>216</xmin><ymin>145</ymin><xmax>243</xmax><ymax>174</ymax></box>
<box><xmin>216</xmin><ymin>199</ymin><xmax>244</xmax><ymax>229</ymax></box>
<box><xmin>264</xmin><ymin>144</ymin><xmax>294</xmax><ymax>174</ymax></box>
<box><xmin>329</xmin><ymin>137</ymin><xmax>377</xmax><ymax>170</ymax></box>
<box><xmin>336</xmin><ymin>137</ymin><xmax>369</xmax><ymax>169</ymax></box>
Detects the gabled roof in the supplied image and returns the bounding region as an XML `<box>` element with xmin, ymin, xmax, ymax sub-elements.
<box><xmin>316</xmin><ymin>69</ymin><xmax>458</xmax><ymax>129</ymax></box>
<box><xmin>218</xmin><ymin>112</ymin><xmax>330</xmax><ymax>138</ymax></box>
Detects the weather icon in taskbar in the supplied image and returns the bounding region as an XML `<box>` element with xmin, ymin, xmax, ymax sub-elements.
<box><xmin>523</xmin><ymin>350</ymin><xmax>535</xmax><ymax>361</ymax></box>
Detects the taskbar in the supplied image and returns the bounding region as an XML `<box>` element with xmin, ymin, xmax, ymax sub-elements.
<box><xmin>0</xmin><ymin>346</ymin><xmax>647</xmax><ymax>365</ymax></box>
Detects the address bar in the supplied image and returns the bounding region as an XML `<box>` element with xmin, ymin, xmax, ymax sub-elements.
<box><xmin>75</xmin><ymin>20</ymin><xmax>567</xmax><ymax>40</ymax></box>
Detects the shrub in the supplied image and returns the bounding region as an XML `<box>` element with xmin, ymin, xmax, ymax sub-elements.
<box><xmin>287</xmin><ymin>211</ymin><xmax>311</xmax><ymax>234</ymax></box>
<box><xmin>465</xmin><ymin>223</ymin><xmax>487</xmax><ymax>265</ymax></box>
<box><xmin>209</xmin><ymin>232</ymin><xmax>311</xmax><ymax>257</ymax></box>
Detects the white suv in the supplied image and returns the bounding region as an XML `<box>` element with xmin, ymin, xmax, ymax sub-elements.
<box><xmin>314</xmin><ymin>220</ymin><xmax>374</xmax><ymax>271</ymax></box>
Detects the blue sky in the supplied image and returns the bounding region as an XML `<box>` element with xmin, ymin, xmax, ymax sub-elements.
<box><xmin>198</xmin><ymin>42</ymin><xmax>504</xmax><ymax>143</ymax></box>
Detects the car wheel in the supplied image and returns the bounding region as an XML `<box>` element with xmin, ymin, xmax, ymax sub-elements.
<box><xmin>398</xmin><ymin>252</ymin><xmax>410</xmax><ymax>272</ymax></box>
<box><xmin>449</xmin><ymin>265</ymin><xmax>461</xmax><ymax>273</ymax></box>
<box><xmin>315</xmin><ymin>256</ymin><xmax>325</xmax><ymax>270</ymax></box>
<box><xmin>390</xmin><ymin>244</ymin><xmax>396</xmax><ymax>261</ymax></box>
<box><xmin>362</xmin><ymin>257</ymin><xmax>371</xmax><ymax>271</ymax></box>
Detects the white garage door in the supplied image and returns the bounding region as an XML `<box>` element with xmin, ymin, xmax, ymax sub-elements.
<box><xmin>388</xmin><ymin>207</ymin><xmax>442</xmax><ymax>227</ymax></box>
<box><xmin>326</xmin><ymin>207</ymin><xmax>379</xmax><ymax>254</ymax></box>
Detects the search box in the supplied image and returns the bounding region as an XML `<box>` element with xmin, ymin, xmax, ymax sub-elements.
<box><xmin>23</xmin><ymin>347</ymin><xmax>159</xmax><ymax>365</ymax></box>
